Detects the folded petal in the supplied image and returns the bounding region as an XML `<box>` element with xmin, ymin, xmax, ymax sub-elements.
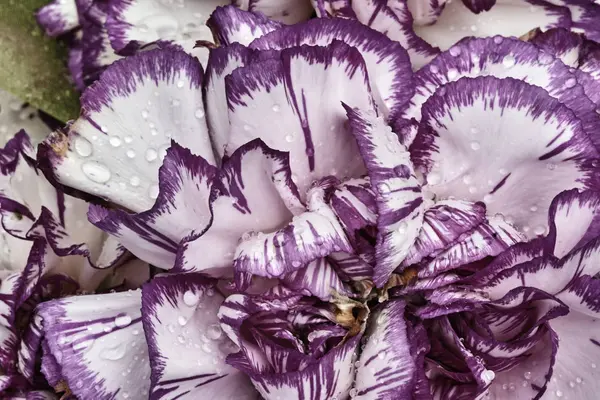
<box><xmin>329</xmin><ymin>178</ymin><xmax>377</xmax><ymax>244</ymax></box>
<box><xmin>250</xmin><ymin>18</ymin><xmax>414</xmax><ymax>118</ymax></box>
<box><xmin>411</xmin><ymin>75</ymin><xmax>599</xmax><ymax>240</ymax></box>
<box><xmin>233</xmin><ymin>0</ymin><xmax>314</xmax><ymax>24</ymax></box>
<box><xmin>141</xmin><ymin>273</ymin><xmax>256</xmax><ymax>399</ymax></box>
<box><xmin>208</xmin><ymin>6</ymin><xmax>282</xmax><ymax>46</ymax></box>
<box><xmin>344</xmin><ymin>106</ymin><xmax>423</xmax><ymax>287</ymax></box>
<box><xmin>36</xmin><ymin>0</ymin><xmax>79</xmax><ymax>37</ymax></box>
<box><xmin>354</xmin><ymin>299</ymin><xmax>417</xmax><ymax>399</ymax></box>
<box><xmin>225</xmin><ymin>41</ymin><xmax>373</xmax><ymax>197</ymax></box>
<box><xmin>38</xmin><ymin>291</ymin><xmax>151</xmax><ymax>399</ymax></box>
<box><xmin>39</xmin><ymin>48</ymin><xmax>213</xmax><ymax>213</ymax></box>
<box><xmin>88</xmin><ymin>143</ymin><xmax>216</xmax><ymax>270</ymax></box>
<box><xmin>106</xmin><ymin>0</ymin><xmax>228</xmax><ymax>55</ymax></box>
<box><xmin>175</xmin><ymin>140</ymin><xmax>300</xmax><ymax>276</ymax></box>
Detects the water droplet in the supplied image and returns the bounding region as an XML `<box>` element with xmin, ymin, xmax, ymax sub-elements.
<box><xmin>378</xmin><ymin>182</ymin><xmax>390</xmax><ymax>193</ymax></box>
<box><xmin>493</xmin><ymin>36</ymin><xmax>504</xmax><ymax>44</ymax></box>
<box><xmin>183</xmin><ymin>290</ymin><xmax>200</xmax><ymax>307</ymax></box>
<box><xmin>462</xmin><ymin>174</ymin><xmax>473</xmax><ymax>185</ymax></box>
<box><xmin>126</xmin><ymin>149</ymin><xmax>136</xmax><ymax>159</ymax></box>
<box><xmin>272</xmin><ymin>104</ymin><xmax>281</xmax><ymax>112</ymax></box>
<box><xmin>470</xmin><ymin>141</ymin><xmax>481</xmax><ymax>151</ymax></box>
<box><xmin>547</xmin><ymin>162</ymin><xmax>557</xmax><ymax>170</ymax></box>
<box><xmin>100</xmin><ymin>342</ymin><xmax>127</xmax><ymax>361</ymax></box>
<box><xmin>74</xmin><ymin>136</ymin><xmax>93</xmax><ymax>157</ymax></box>
<box><xmin>447</xmin><ymin>68</ymin><xmax>459</xmax><ymax>80</ymax></box>
<box><xmin>349</xmin><ymin>388</ymin><xmax>358</xmax><ymax>398</ymax></box>
<box><xmin>149</xmin><ymin>184</ymin><xmax>159</xmax><ymax>199</ymax></box>
<box><xmin>469</xmin><ymin>186</ymin><xmax>478</xmax><ymax>194</ymax></box>
<box><xmin>285</xmin><ymin>134</ymin><xmax>295</xmax><ymax>143</ymax></box>
<box><xmin>177</xmin><ymin>315</ymin><xmax>188</xmax><ymax>326</ymax></box>
<box><xmin>243</xmin><ymin>124</ymin><xmax>251</xmax><ymax>132</ymax></box>
<box><xmin>569</xmin><ymin>381</ymin><xmax>575</xmax><ymax>388</ymax></box>
<box><xmin>430</xmin><ymin>65</ymin><xmax>439</xmax><ymax>73</ymax></box>
<box><xmin>130</xmin><ymin>176</ymin><xmax>140</xmax><ymax>187</ymax></box>
<box><xmin>449</xmin><ymin>46</ymin><xmax>461</xmax><ymax>57</ymax></box>
<box><xmin>576</xmin><ymin>377</ymin><xmax>583</xmax><ymax>383</ymax></box>
<box><xmin>177</xmin><ymin>80</ymin><xmax>185</xmax><ymax>88</ymax></box>
<box><xmin>524</xmin><ymin>371</ymin><xmax>532</xmax><ymax>380</ymax></box>
<box><xmin>114</xmin><ymin>314</ymin><xmax>132</xmax><ymax>327</ymax></box>
<box><xmin>141</xmin><ymin>110</ymin><xmax>149</xmax><ymax>119</ymax></box>
<box><xmin>564</xmin><ymin>78</ymin><xmax>577</xmax><ymax>88</ymax></box>
<box><xmin>538</xmin><ymin>52</ymin><xmax>553</xmax><ymax>65</ymax></box>
<box><xmin>124</xmin><ymin>135</ymin><xmax>133</xmax><ymax>144</ymax></box>
<box><xmin>481</xmin><ymin>369</ymin><xmax>495</xmax><ymax>383</ymax></box>
<box><xmin>82</xmin><ymin>162</ymin><xmax>111</xmax><ymax>183</ymax></box>
<box><xmin>195</xmin><ymin>109</ymin><xmax>205</xmax><ymax>119</ymax></box>
<box><xmin>555</xmin><ymin>390</ymin><xmax>563</xmax><ymax>398</ymax></box>
<box><xmin>207</xmin><ymin>324</ymin><xmax>222</xmax><ymax>340</ymax></box>
<box><xmin>397</xmin><ymin>221</ymin><xmax>408</xmax><ymax>234</ymax></box>
<box><xmin>427</xmin><ymin>172</ymin><xmax>441</xmax><ymax>185</ymax></box>
<box><xmin>132</xmin><ymin>329</ymin><xmax>140</xmax><ymax>336</ymax></box>
<box><xmin>470</xmin><ymin>25</ymin><xmax>478</xmax><ymax>32</ymax></box>
<box><xmin>145</xmin><ymin>148</ymin><xmax>158</xmax><ymax>162</ymax></box>
<box><xmin>100</xmin><ymin>125</ymin><xmax>108</xmax><ymax>133</ymax></box>
<box><xmin>109</xmin><ymin>136</ymin><xmax>122</xmax><ymax>147</ymax></box>
<box><xmin>177</xmin><ymin>335</ymin><xmax>186</xmax><ymax>344</ymax></box>
<box><xmin>503</xmin><ymin>55</ymin><xmax>516</xmax><ymax>68</ymax></box>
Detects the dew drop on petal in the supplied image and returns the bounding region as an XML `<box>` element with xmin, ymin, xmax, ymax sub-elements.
<box><xmin>430</xmin><ymin>65</ymin><xmax>439</xmax><ymax>74</ymax></box>
<box><xmin>555</xmin><ymin>390</ymin><xmax>563</xmax><ymax>398</ymax></box>
<box><xmin>74</xmin><ymin>136</ymin><xmax>93</xmax><ymax>157</ymax></box>
<box><xmin>82</xmin><ymin>162</ymin><xmax>111</xmax><ymax>183</ymax></box>
<box><xmin>183</xmin><ymin>290</ymin><xmax>199</xmax><ymax>307</ymax></box>
<box><xmin>100</xmin><ymin>342</ymin><xmax>127</xmax><ymax>361</ymax></box>
<box><xmin>207</xmin><ymin>324</ymin><xmax>222</xmax><ymax>340</ymax></box>
<box><xmin>502</xmin><ymin>55</ymin><xmax>516</xmax><ymax>68</ymax></box>
<box><xmin>178</xmin><ymin>316</ymin><xmax>188</xmax><ymax>326</ymax></box>
<box><xmin>564</xmin><ymin>78</ymin><xmax>577</xmax><ymax>88</ymax></box>
<box><xmin>493</xmin><ymin>36</ymin><xmax>503</xmax><ymax>44</ymax></box>
<box><xmin>145</xmin><ymin>148</ymin><xmax>158</xmax><ymax>162</ymax></box>
<box><xmin>194</xmin><ymin>109</ymin><xmax>205</xmax><ymax>119</ymax></box>
<box><xmin>546</xmin><ymin>162</ymin><xmax>556</xmax><ymax>170</ymax></box>
<box><xmin>447</xmin><ymin>68</ymin><xmax>458</xmax><ymax>80</ymax></box>
<box><xmin>524</xmin><ymin>371</ymin><xmax>532</xmax><ymax>380</ymax></box>
<box><xmin>126</xmin><ymin>149</ymin><xmax>136</xmax><ymax>159</ymax></box>
<box><xmin>124</xmin><ymin>135</ymin><xmax>133</xmax><ymax>144</ymax></box>
<box><xmin>449</xmin><ymin>46</ymin><xmax>461</xmax><ymax>56</ymax></box>
<box><xmin>272</xmin><ymin>104</ymin><xmax>280</xmax><ymax>112</ymax></box>
<box><xmin>397</xmin><ymin>221</ymin><xmax>408</xmax><ymax>234</ymax></box>
<box><xmin>470</xmin><ymin>141</ymin><xmax>481</xmax><ymax>150</ymax></box>
<box><xmin>141</xmin><ymin>109</ymin><xmax>149</xmax><ymax>119</ymax></box>
<box><xmin>285</xmin><ymin>134</ymin><xmax>294</xmax><ymax>143</ymax></box>
<box><xmin>109</xmin><ymin>136</ymin><xmax>122</xmax><ymax>147</ymax></box>
<box><xmin>177</xmin><ymin>80</ymin><xmax>185</xmax><ymax>88</ymax></box>
<box><xmin>114</xmin><ymin>314</ymin><xmax>132</xmax><ymax>328</ymax></box>
<box><xmin>130</xmin><ymin>176</ymin><xmax>140</xmax><ymax>187</ymax></box>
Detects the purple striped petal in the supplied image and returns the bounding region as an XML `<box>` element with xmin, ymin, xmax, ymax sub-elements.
<box><xmin>141</xmin><ymin>273</ymin><xmax>256</xmax><ymax>399</ymax></box>
<box><xmin>36</xmin><ymin>0</ymin><xmax>79</xmax><ymax>37</ymax></box>
<box><xmin>208</xmin><ymin>5</ymin><xmax>282</xmax><ymax>46</ymax></box>
<box><xmin>233</xmin><ymin>0</ymin><xmax>314</xmax><ymax>24</ymax></box>
<box><xmin>407</xmin><ymin>0</ymin><xmax>447</xmax><ymax>25</ymax></box>
<box><xmin>411</xmin><ymin>75</ymin><xmax>599</xmax><ymax>240</ymax></box>
<box><xmin>106</xmin><ymin>0</ymin><xmax>227</xmax><ymax>55</ymax></box>
<box><xmin>39</xmin><ymin>48</ymin><xmax>213</xmax><ymax>213</ymax></box>
<box><xmin>354</xmin><ymin>299</ymin><xmax>417</xmax><ymax>399</ymax></box>
<box><xmin>281</xmin><ymin>258</ymin><xmax>352</xmax><ymax>300</ymax></box>
<box><xmin>88</xmin><ymin>143</ymin><xmax>216</xmax><ymax>270</ymax></box>
<box><xmin>225</xmin><ymin>41</ymin><xmax>373</xmax><ymax>198</ymax></box>
<box><xmin>320</xmin><ymin>0</ymin><xmax>439</xmax><ymax>68</ymax></box>
<box><xmin>344</xmin><ymin>106</ymin><xmax>423</xmax><ymax>287</ymax></box>
<box><xmin>38</xmin><ymin>291</ymin><xmax>151</xmax><ymax>400</ymax></box>
<box><xmin>175</xmin><ymin>140</ymin><xmax>300</xmax><ymax>276</ymax></box>
<box><xmin>250</xmin><ymin>17</ymin><xmax>414</xmax><ymax>118</ymax></box>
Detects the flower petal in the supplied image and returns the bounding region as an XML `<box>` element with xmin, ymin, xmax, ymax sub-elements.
<box><xmin>250</xmin><ymin>18</ymin><xmax>414</xmax><ymax>118</ymax></box>
<box><xmin>36</xmin><ymin>0</ymin><xmax>79</xmax><ymax>37</ymax></box>
<box><xmin>281</xmin><ymin>258</ymin><xmax>352</xmax><ymax>300</ymax></box>
<box><xmin>225</xmin><ymin>41</ymin><xmax>373</xmax><ymax>197</ymax></box>
<box><xmin>233</xmin><ymin>0</ymin><xmax>314</xmax><ymax>24</ymax></box>
<box><xmin>354</xmin><ymin>299</ymin><xmax>417</xmax><ymax>399</ymax></box>
<box><xmin>141</xmin><ymin>273</ymin><xmax>256</xmax><ymax>399</ymax></box>
<box><xmin>0</xmin><ymin>91</ymin><xmax>51</xmax><ymax>146</ymax></box>
<box><xmin>38</xmin><ymin>291</ymin><xmax>151</xmax><ymax>400</ymax></box>
<box><xmin>88</xmin><ymin>143</ymin><xmax>216</xmax><ymax>270</ymax></box>
<box><xmin>175</xmin><ymin>140</ymin><xmax>300</xmax><ymax>276</ymax></box>
<box><xmin>344</xmin><ymin>106</ymin><xmax>423</xmax><ymax>287</ymax></box>
<box><xmin>329</xmin><ymin>177</ymin><xmax>377</xmax><ymax>244</ymax></box>
<box><xmin>39</xmin><ymin>48</ymin><xmax>213</xmax><ymax>213</ymax></box>
<box><xmin>208</xmin><ymin>5</ymin><xmax>283</xmax><ymax>46</ymax></box>
<box><xmin>411</xmin><ymin>75</ymin><xmax>599</xmax><ymax>240</ymax></box>
<box><xmin>233</xmin><ymin>184</ymin><xmax>352</xmax><ymax>279</ymax></box>
<box><xmin>106</xmin><ymin>0</ymin><xmax>228</xmax><ymax>55</ymax></box>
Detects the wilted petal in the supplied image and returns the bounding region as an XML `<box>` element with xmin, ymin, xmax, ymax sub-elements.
<box><xmin>88</xmin><ymin>143</ymin><xmax>216</xmax><ymax>270</ymax></box>
<box><xmin>208</xmin><ymin>6</ymin><xmax>282</xmax><ymax>46</ymax></box>
<box><xmin>106</xmin><ymin>0</ymin><xmax>228</xmax><ymax>55</ymax></box>
<box><xmin>225</xmin><ymin>41</ymin><xmax>372</xmax><ymax>197</ymax></box>
<box><xmin>39</xmin><ymin>48</ymin><xmax>213</xmax><ymax>213</ymax></box>
<box><xmin>233</xmin><ymin>0</ymin><xmax>314</xmax><ymax>24</ymax></box>
<box><xmin>411</xmin><ymin>76</ymin><xmax>598</xmax><ymax>240</ymax></box>
<box><xmin>141</xmin><ymin>273</ymin><xmax>256</xmax><ymax>399</ymax></box>
<box><xmin>344</xmin><ymin>106</ymin><xmax>423</xmax><ymax>287</ymax></box>
<box><xmin>176</xmin><ymin>140</ymin><xmax>300</xmax><ymax>276</ymax></box>
<box><xmin>38</xmin><ymin>291</ymin><xmax>150</xmax><ymax>399</ymax></box>
<box><xmin>354</xmin><ymin>299</ymin><xmax>416</xmax><ymax>399</ymax></box>
<box><xmin>36</xmin><ymin>0</ymin><xmax>79</xmax><ymax>37</ymax></box>
<box><xmin>250</xmin><ymin>18</ymin><xmax>414</xmax><ymax>117</ymax></box>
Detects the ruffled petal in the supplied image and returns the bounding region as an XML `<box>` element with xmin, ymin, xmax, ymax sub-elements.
<box><xmin>141</xmin><ymin>273</ymin><xmax>256</xmax><ymax>399</ymax></box>
<box><xmin>411</xmin><ymin>75</ymin><xmax>599</xmax><ymax>240</ymax></box>
<box><xmin>354</xmin><ymin>299</ymin><xmax>417</xmax><ymax>399</ymax></box>
<box><xmin>208</xmin><ymin>6</ymin><xmax>282</xmax><ymax>46</ymax></box>
<box><xmin>106</xmin><ymin>0</ymin><xmax>228</xmax><ymax>55</ymax></box>
<box><xmin>36</xmin><ymin>0</ymin><xmax>79</xmax><ymax>37</ymax></box>
<box><xmin>175</xmin><ymin>140</ymin><xmax>300</xmax><ymax>276</ymax></box>
<box><xmin>38</xmin><ymin>291</ymin><xmax>151</xmax><ymax>399</ymax></box>
<box><xmin>39</xmin><ymin>48</ymin><xmax>213</xmax><ymax>213</ymax></box>
<box><xmin>88</xmin><ymin>143</ymin><xmax>216</xmax><ymax>270</ymax></box>
<box><xmin>225</xmin><ymin>41</ymin><xmax>373</xmax><ymax>197</ymax></box>
<box><xmin>328</xmin><ymin>178</ymin><xmax>377</xmax><ymax>243</ymax></box>
<box><xmin>250</xmin><ymin>18</ymin><xmax>414</xmax><ymax>118</ymax></box>
<box><xmin>233</xmin><ymin>0</ymin><xmax>314</xmax><ymax>24</ymax></box>
<box><xmin>344</xmin><ymin>106</ymin><xmax>423</xmax><ymax>287</ymax></box>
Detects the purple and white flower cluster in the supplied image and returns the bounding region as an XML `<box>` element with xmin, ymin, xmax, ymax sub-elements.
<box><xmin>1</xmin><ymin>0</ymin><xmax>600</xmax><ymax>399</ymax></box>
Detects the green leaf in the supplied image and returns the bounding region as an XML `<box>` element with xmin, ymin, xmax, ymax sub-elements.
<box><xmin>0</xmin><ymin>0</ymin><xmax>80</xmax><ymax>122</ymax></box>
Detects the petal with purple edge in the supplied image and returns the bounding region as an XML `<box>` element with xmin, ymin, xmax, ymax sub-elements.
<box><xmin>344</xmin><ymin>106</ymin><xmax>423</xmax><ymax>287</ymax></box>
<box><xmin>141</xmin><ymin>273</ymin><xmax>256</xmax><ymax>399</ymax></box>
<box><xmin>407</xmin><ymin>0</ymin><xmax>447</xmax><ymax>25</ymax></box>
<box><xmin>175</xmin><ymin>140</ymin><xmax>300</xmax><ymax>276</ymax></box>
<box><xmin>233</xmin><ymin>0</ymin><xmax>314</xmax><ymax>24</ymax></box>
<box><xmin>281</xmin><ymin>258</ymin><xmax>351</xmax><ymax>300</ymax></box>
<box><xmin>208</xmin><ymin>6</ymin><xmax>283</xmax><ymax>46</ymax></box>
<box><xmin>38</xmin><ymin>291</ymin><xmax>151</xmax><ymax>400</ymax></box>
<box><xmin>250</xmin><ymin>18</ymin><xmax>414</xmax><ymax>117</ymax></box>
<box><xmin>233</xmin><ymin>184</ymin><xmax>352</xmax><ymax>279</ymax></box>
<box><xmin>88</xmin><ymin>143</ymin><xmax>216</xmax><ymax>270</ymax></box>
<box><xmin>411</xmin><ymin>76</ymin><xmax>598</xmax><ymax>240</ymax></box>
<box><xmin>36</xmin><ymin>0</ymin><xmax>79</xmax><ymax>37</ymax></box>
<box><xmin>106</xmin><ymin>0</ymin><xmax>228</xmax><ymax>55</ymax></box>
<box><xmin>39</xmin><ymin>48</ymin><xmax>213</xmax><ymax>213</ymax></box>
<box><xmin>225</xmin><ymin>41</ymin><xmax>373</xmax><ymax>198</ymax></box>
<box><xmin>354</xmin><ymin>299</ymin><xmax>416</xmax><ymax>399</ymax></box>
